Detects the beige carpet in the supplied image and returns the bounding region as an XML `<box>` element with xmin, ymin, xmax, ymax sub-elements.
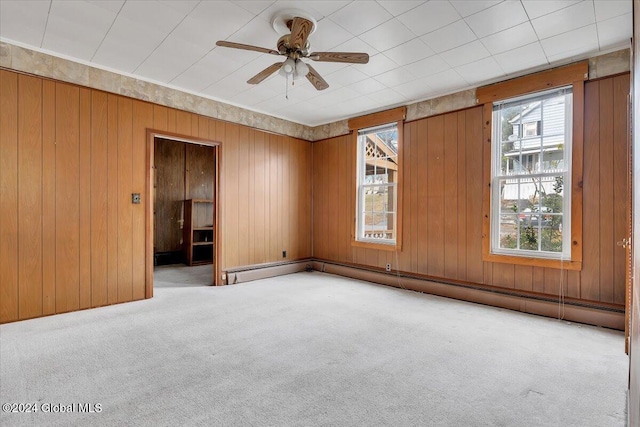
<box><xmin>0</xmin><ymin>270</ymin><xmax>628</xmax><ymax>426</ymax></box>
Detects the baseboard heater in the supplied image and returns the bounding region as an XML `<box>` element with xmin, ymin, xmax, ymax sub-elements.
<box><xmin>224</xmin><ymin>259</ymin><xmax>312</xmax><ymax>285</ymax></box>
<box><xmin>222</xmin><ymin>258</ymin><xmax>623</xmax><ymax>330</ymax></box>
<box><xmin>311</xmin><ymin>260</ymin><xmax>624</xmax><ymax>331</ymax></box>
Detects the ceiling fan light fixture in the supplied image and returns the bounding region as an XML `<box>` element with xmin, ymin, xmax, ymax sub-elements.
<box><xmin>293</xmin><ymin>59</ymin><xmax>309</xmax><ymax>81</ymax></box>
<box><xmin>279</xmin><ymin>58</ymin><xmax>295</xmax><ymax>76</ymax></box>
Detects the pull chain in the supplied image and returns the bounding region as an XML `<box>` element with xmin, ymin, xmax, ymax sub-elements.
<box><xmin>285</xmin><ymin>73</ymin><xmax>289</xmax><ymax>99</ymax></box>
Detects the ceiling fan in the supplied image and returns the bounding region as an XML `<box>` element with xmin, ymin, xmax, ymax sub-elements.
<box><xmin>215</xmin><ymin>12</ymin><xmax>369</xmax><ymax>91</ymax></box>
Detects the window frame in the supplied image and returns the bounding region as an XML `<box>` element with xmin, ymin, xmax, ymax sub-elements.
<box><xmin>348</xmin><ymin>107</ymin><xmax>406</xmax><ymax>251</ymax></box>
<box><xmin>477</xmin><ymin>61</ymin><xmax>586</xmax><ymax>270</ymax></box>
<box><xmin>490</xmin><ymin>87</ymin><xmax>573</xmax><ymax>260</ymax></box>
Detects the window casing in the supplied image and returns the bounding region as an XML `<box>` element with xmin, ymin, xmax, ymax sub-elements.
<box><xmin>491</xmin><ymin>87</ymin><xmax>573</xmax><ymax>260</ymax></box>
<box><xmin>356</xmin><ymin>123</ymin><xmax>399</xmax><ymax>245</ymax></box>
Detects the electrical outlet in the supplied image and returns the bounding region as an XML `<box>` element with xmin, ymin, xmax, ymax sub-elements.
<box><xmin>386</xmin><ymin>263</ymin><xmax>391</xmax><ymax>272</ymax></box>
<box><xmin>131</xmin><ymin>193</ymin><xmax>141</xmax><ymax>204</ymax></box>
<box><xmin>282</xmin><ymin>250</ymin><xmax>287</xmax><ymax>258</ymax></box>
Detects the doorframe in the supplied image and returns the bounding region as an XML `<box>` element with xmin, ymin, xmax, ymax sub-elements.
<box><xmin>145</xmin><ymin>129</ymin><xmax>222</xmax><ymax>298</ymax></box>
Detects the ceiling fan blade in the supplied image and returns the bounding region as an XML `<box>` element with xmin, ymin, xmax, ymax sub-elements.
<box><xmin>289</xmin><ymin>17</ymin><xmax>313</xmax><ymax>49</ymax></box>
<box><xmin>309</xmin><ymin>52</ymin><xmax>369</xmax><ymax>64</ymax></box>
<box><xmin>216</xmin><ymin>40</ymin><xmax>281</xmax><ymax>56</ymax></box>
<box><xmin>306</xmin><ymin>64</ymin><xmax>329</xmax><ymax>91</ymax></box>
<box><xmin>247</xmin><ymin>62</ymin><xmax>283</xmax><ymax>85</ymax></box>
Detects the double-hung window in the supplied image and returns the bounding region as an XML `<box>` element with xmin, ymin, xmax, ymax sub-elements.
<box><xmin>491</xmin><ymin>87</ymin><xmax>573</xmax><ymax>259</ymax></box>
<box><xmin>356</xmin><ymin>123</ymin><xmax>399</xmax><ymax>246</ymax></box>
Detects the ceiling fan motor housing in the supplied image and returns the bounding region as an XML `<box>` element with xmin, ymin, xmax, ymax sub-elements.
<box><xmin>277</xmin><ymin>35</ymin><xmax>309</xmax><ymax>58</ymax></box>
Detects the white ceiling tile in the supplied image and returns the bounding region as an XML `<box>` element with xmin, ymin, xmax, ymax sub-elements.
<box><xmin>363</xmin><ymin>95</ymin><xmax>401</xmax><ymax>111</ymax></box>
<box><xmin>231</xmin><ymin>85</ymin><xmax>279</xmax><ymax>106</ymax></box>
<box><xmin>333</xmin><ymin>37</ymin><xmax>380</xmax><ymax>57</ymax></box>
<box><xmin>531</xmin><ymin>1</ymin><xmax>595</xmax><ymax>40</ymax></box>
<box><xmin>359</xmin><ymin>19</ymin><xmax>416</xmax><ymax>52</ymax></box>
<box><xmin>393</xmin><ymin>75</ymin><xmax>434</xmax><ymax>99</ymax></box>
<box><xmin>171</xmin><ymin>1</ymin><xmax>255</xmax><ymax>54</ymax></box>
<box><xmin>214</xmin><ymin>42</ymin><xmax>274</xmax><ymax>67</ymax></box>
<box><xmin>285</xmin><ymin>109</ymin><xmax>325</xmax><ymax>124</ymax></box>
<box><xmin>254</xmin><ymin>91</ymin><xmax>309</xmax><ymax>112</ymax></box>
<box><xmin>307</xmin><ymin>60</ymin><xmax>350</xmax><ymax>76</ymax></box>
<box><xmin>397</xmin><ymin>1</ymin><xmax>462</xmax><ymax>36</ymax></box>
<box><xmin>597</xmin><ymin>13</ymin><xmax>632</xmax><ymax>50</ymax></box>
<box><xmin>258</xmin><ymin>1</ymin><xmax>348</xmax><ymax>22</ymax></box>
<box><xmin>233</xmin><ymin>1</ymin><xmax>273</xmax><ymax>16</ymax></box>
<box><xmin>378</xmin><ymin>1</ymin><xmax>425</xmax><ymax>16</ymax></box>
<box><xmin>320</xmin><ymin>96</ymin><xmax>376</xmax><ymax>119</ymax></box>
<box><xmin>299</xmin><ymin>1</ymin><xmax>353</xmax><ymax>18</ymax></box>
<box><xmin>84</xmin><ymin>0</ymin><xmax>125</xmax><ymax>14</ymax></box>
<box><xmin>427</xmin><ymin>70</ymin><xmax>468</xmax><ymax>95</ymax></box>
<box><xmin>540</xmin><ymin>24</ymin><xmax>599</xmax><ymax>58</ymax></box>
<box><xmin>92</xmin><ymin>21</ymin><xmax>165</xmax><ymax>72</ymax></box>
<box><xmin>349</xmin><ymin>78</ymin><xmax>388</xmax><ymax>95</ymax></box>
<box><xmin>203</xmin><ymin>73</ymin><xmax>252</xmax><ymax>99</ymax></box>
<box><xmin>404</xmin><ymin>55</ymin><xmax>450</xmax><ymax>78</ymax></box>
<box><xmin>310</xmin><ymin>86</ymin><xmax>360</xmax><ymax>108</ymax></box>
<box><xmin>42</xmin><ymin>0</ymin><xmax>117</xmax><ymax>61</ymax></box>
<box><xmin>93</xmin><ymin>0</ymin><xmax>191</xmax><ymax>71</ymax></box>
<box><xmin>120</xmin><ymin>0</ymin><xmax>193</xmax><ymax>26</ymax></box>
<box><xmin>440</xmin><ymin>40</ymin><xmax>490</xmax><ymax>68</ymax></box>
<box><xmin>521</xmin><ymin>0</ymin><xmax>581</xmax><ymax>20</ymax></box>
<box><xmin>480</xmin><ymin>22</ymin><xmax>538</xmax><ymax>55</ymax></box>
<box><xmin>136</xmin><ymin>36</ymin><xmax>209</xmax><ymax>82</ymax></box>
<box><xmin>493</xmin><ymin>42</ymin><xmax>548</xmax><ymax>74</ymax></box>
<box><xmin>222</xmin><ymin>15</ymin><xmax>278</xmax><ymax>47</ymax></box>
<box><xmin>464</xmin><ymin>1</ymin><xmax>528</xmax><ymax>38</ymax></box>
<box><xmin>0</xmin><ymin>0</ymin><xmax>50</xmax><ymax>47</ymax></box>
<box><xmin>359</xmin><ymin>53</ymin><xmax>399</xmax><ymax>77</ymax></box>
<box><xmin>373</xmin><ymin>67</ymin><xmax>417</xmax><ymax>87</ymax></box>
<box><xmin>308</xmin><ymin>18</ymin><xmax>353</xmax><ymax>52</ymax></box>
<box><xmin>171</xmin><ymin>51</ymin><xmax>243</xmax><ymax>91</ymax></box>
<box><xmin>324</xmin><ymin>66</ymin><xmax>369</xmax><ymax>87</ymax></box>
<box><xmin>239</xmin><ymin>54</ymin><xmax>286</xmax><ymax>80</ymax></box>
<box><xmin>383</xmin><ymin>38</ymin><xmax>435</xmax><ymax>66</ymax></box>
<box><xmin>450</xmin><ymin>0</ymin><xmax>502</xmax><ymax>18</ymax></box>
<box><xmin>594</xmin><ymin>0</ymin><xmax>632</xmax><ymax>22</ymax></box>
<box><xmin>367</xmin><ymin>88</ymin><xmax>408</xmax><ymax>104</ymax></box>
<box><xmin>287</xmin><ymin>83</ymin><xmax>321</xmax><ymax>100</ymax></box>
<box><xmin>158</xmin><ymin>1</ymin><xmax>200</xmax><ymax>16</ymax></box>
<box><xmin>258</xmin><ymin>1</ymin><xmax>315</xmax><ymax>21</ymax></box>
<box><xmin>421</xmin><ymin>19</ymin><xmax>477</xmax><ymax>53</ymax></box>
<box><xmin>455</xmin><ymin>56</ymin><xmax>505</xmax><ymax>85</ymax></box>
<box><xmin>328</xmin><ymin>2</ymin><xmax>392</xmax><ymax>36</ymax></box>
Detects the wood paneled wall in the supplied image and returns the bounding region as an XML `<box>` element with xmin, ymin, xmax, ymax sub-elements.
<box><xmin>0</xmin><ymin>69</ymin><xmax>312</xmax><ymax>323</ymax></box>
<box><xmin>154</xmin><ymin>138</ymin><xmax>186</xmax><ymax>253</ymax></box>
<box><xmin>312</xmin><ymin>74</ymin><xmax>629</xmax><ymax>308</ymax></box>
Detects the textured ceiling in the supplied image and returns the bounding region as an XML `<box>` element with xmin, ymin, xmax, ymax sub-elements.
<box><xmin>0</xmin><ymin>0</ymin><xmax>632</xmax><ymax>126</ymax></box>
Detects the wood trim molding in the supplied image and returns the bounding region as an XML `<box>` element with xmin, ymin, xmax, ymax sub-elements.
<box><xmin>480</xmin><ymin>76</ymin><xmax>585</xmax><ymax>271</ymax></box>
<box><xmin>348</xmin><ymin>106</ymin><xmax>406</xmax><ymax>130</ymax></box>
<box><xmin>146</xmin><ymin>129</ymin><xmax>222</xmax><ymax>297</ymax></box>
<box><xmin>350</xmin><ymin>119</ymin><xmax>404</xmax><ymax>252</ymax></box>
<box><xmin>570</xmin><ymin>80</ymin><xmax>584</xmax><ymax>265</ymax></box>
<box><xmin>476</xmin><ymin>61</ymin><xmax>588</xmax><ymax>104</ymax></box>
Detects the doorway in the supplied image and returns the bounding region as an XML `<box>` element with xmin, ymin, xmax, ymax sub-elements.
<box><xmin>146</xmin><ymin>131</ymin><xmax>220</xmax><ymax>297</ymax></box>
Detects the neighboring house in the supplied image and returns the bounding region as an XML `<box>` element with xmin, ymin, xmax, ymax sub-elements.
<box><xmin>502</xmin><ymin>95</ymin><xmax>567</xmax><ymax>200</ymax></box>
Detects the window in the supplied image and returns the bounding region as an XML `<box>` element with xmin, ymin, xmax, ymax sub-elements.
<box><xmin>522</xmin><ymin>121</ymin><xmax>540</xmax><ymax>137</ymax></box>
<box><xmin>356</xmin><ymin>123</ymin><xmax>399</xmax><ymax>245</ymax></box>
<box><xmin>491</xmin><ymin>87</ymin><xmax>572</xmax><ymax>259</ymax></box>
